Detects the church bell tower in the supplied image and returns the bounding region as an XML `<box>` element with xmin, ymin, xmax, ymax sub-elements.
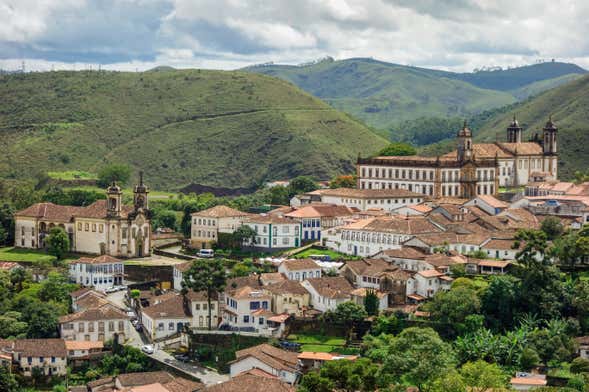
<box><xmin>106</xmin><ymin>182</ymin><xmax>123</xmax><ymax>217</ymax></box>
<box><xmin>457</xmin><ymin>120</ymin><xmax>473</xmax><ymax>162</ymax></box>
<box><xmin>543</xmin><ymin>116</ymin><xmax>558</xmax><ymax>155</ymax></box>
<box><xmin>133</xmin><ymin>171</ymin><xmax>149</xmax><ymax>211</ymax></box>
<box><xmin>507</xmin><ymin>115</ymin><xmax>522</xmax><ymax>143</ymax></box>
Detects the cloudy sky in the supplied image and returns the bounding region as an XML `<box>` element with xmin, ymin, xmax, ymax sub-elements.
<box><xmin>1</xmin><ymin>0</ymin><xmax>589</xmax><ymax>72</ymax></box>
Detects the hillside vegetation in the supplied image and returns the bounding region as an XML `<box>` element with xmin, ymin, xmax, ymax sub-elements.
<box><xmin>246</xmin><ymin>58</ymin><xmax>586</xmax><ymax>131</ymax></box>
<box><xmin>475</xmin><ymin>74</ymin><xmax>589</xmax><ymax>179</ymax></box>
<box><xmin>0</xmin><ymin>70</ymin><xmax>388</xmax><ymax>190</ymax></box>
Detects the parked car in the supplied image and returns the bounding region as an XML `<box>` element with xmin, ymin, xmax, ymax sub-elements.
<box><xmin>105</xmin><ymin>286</ymin><xmax>118</xmax><ymax>294</ymax></box>
<box><xmin>197</xmin><ymin>249</ymin><xmax>214</xmax><ymax>258</ymax></box>
<box><xmin>141</xmin><ymin>345</ymin><xmax>154</xmax><ymax>354</ymax></box>
<box><xmin>174</xmin><ymin>354</ymin><xmax>191</xmax><ymax>362</ymax></box>
<box><xmin>279</xmin><ymin>341</ymin><xmax>301</xmax><ymax>352</ymax></box>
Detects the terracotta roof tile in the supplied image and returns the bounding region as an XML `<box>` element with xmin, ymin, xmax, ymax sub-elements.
<box><xmin>15</xmin><ymin>202</ymin><xmax>86</xmax><ymax>222</ymax></box>
<box><xmin>317</xmin><ymin>187</ymin><xmax>424</xmax><ymax>199</ymax></box>
<box><xmin>191</xmin><ymin>205</ymin><xmax>250</xmax><ymax>218</ymax></box>
<box><xmin>12</xmin><ymin>339</ymin><xmax>67</xmax><ymax>357</ymax></box>
<box><xmin>264</xmin><ymin>280</ymin><xmax>308</xmax><ymax>296</ymax></box>
<box><xmin>142</xmin><ymin>295</ymin><xmax>190</xmax><ymax>319</ymax></box>
<box><xmin>304</xmin><ymin>277</ymin><xmax>353</xmax><ymax>299</ymax></box>
<box><xmin>59</xmin><ymin>303</ymin><xmax>129</xmax><ymax>323</ymax></box>
<box><xmin>117</xmin><ymin>371</ymin><xmax>175</xmax><ymax>387</ymax></box>
<box><xmin>234</xmin><ymin>344</ymin><xmax>298</xmax><ymax>372</ymax></box>
<box><xmin>280</xmin><ymin>258</ymin><xmax>319</xmax><ymax>271</ymax></box>
<box><xmin>285</xmin><ymin>204</ymin><xmax>355</xmax><ymax>219</ymax></box>
<box><xmin>206</xmin><ymin>374</ymin><xmax>295</xmax><ymax>392</ymax></box>
<box><xmin>344</xmin><ymin>258</ymin><xmax>399</xmax><ymax>276</ymax></box>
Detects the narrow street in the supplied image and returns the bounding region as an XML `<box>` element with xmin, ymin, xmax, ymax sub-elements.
<box><xmin>106</xmin><ymin>290</ymin><xmax>229</xmax><ymax>385</ymax></box>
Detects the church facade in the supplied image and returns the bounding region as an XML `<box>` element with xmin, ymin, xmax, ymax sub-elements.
<box><xmin>357</xmin><ymin>117</ymin><xmax>558</xmax><ymax>199</ymax></box>
<box><xmin>14</xmin><ymin>174</ymin><xmax>152</xmax><ymax>258</ymax></box>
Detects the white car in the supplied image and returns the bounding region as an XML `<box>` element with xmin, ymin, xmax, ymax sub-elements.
<box><xmin>141</xmin><ymin>345</ymin><xmax>155</xmax><ymax>354</ymax></box>
<box><xmin>197</xmin><ymin>249</ymin><xmax>214</xmax><ymax>258</ymax></box>
<box><xmin>105</xmin><ymin>287</ymin><xmax>118</xmax><ymax>294</ymax></box>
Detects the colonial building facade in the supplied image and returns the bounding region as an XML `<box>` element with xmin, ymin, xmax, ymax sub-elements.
<box><xmin>357</xmin><ymin>117</ymin><xmax>558</xmax><ymax>198</ymax></box>
<box><xmin>14</xmin><ymin>174</ymin><xmax>152</xmax><ymax>258</ymax></box>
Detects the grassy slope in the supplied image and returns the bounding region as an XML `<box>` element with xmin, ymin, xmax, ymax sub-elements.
<box><xmin>0</xmin><ymin>70</ymin><xmax>387</xmax><ymax>190</ymax></box>
<box><xmin>509</xmin><ymin>73</ymin><xmax>584</xmax><ymax>100</ymax></box>
<box><xmin>475</xmin><ymin>74</ymin><xmax>589</xmax><ymax>179</ymax></box>
<box><xmin>246</xmin><ymin>58</ymin><xmax>516</xmax><ymax>129</ymax></box>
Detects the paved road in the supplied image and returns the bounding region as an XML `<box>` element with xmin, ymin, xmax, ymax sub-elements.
<box><xmin>106</xmin><ymin>291</ymin><xmax>229</xmax><ymax>385</ymax></box>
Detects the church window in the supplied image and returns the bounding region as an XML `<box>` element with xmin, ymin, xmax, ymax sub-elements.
<box><xmin>77</xmin><ymin>223</ymin><xmax>82</xmax><ymax>231</ymax></box>
<box><xmin>92</xmin><ymin>224</ymin><xmax>96</xmax><ymax>232</ymax></box>
<box><xmin>122</xmin><ymin>228</ymin><xmax>127</xmax><ymax>239</ymax></box>
<box><xmin>99</xmin><ymin>224</ymin><xmax>103</xmax><ymax>233</ymax></box>
<box><xmin>85</xmin><ymin>223</ymin><xmax>89</xmax><ymax>231</ymax></box>
<box><xmin>132</xmin><ymin>228</ymin><xmax>137</xmax><ymax>238</ymax></box>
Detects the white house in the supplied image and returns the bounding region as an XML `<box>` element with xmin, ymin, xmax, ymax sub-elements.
<box><xmin>263</xmin><ymin>280</ymin><xmax>310</xmax><ymax>316</ymax></box>
<box><xmin>323</xmin><ymin>215</ymin><xmax>443</xmax><ymax>257</ymax></box>
<box><xmin>69</xmin><ymin>255</ymin><xmax>125</xmax><ymax>292</ymax></box>
<box><xmin>283</xmin><ymin>204</ymin><xmax>355</xmax><ymax>242</ymax></box>
<box><xmin>185</xmin><ymin>290</ymin><xmax>220</xmax><ymax>329</ymax></box>
<box><xmin>413</xmin><ymin>269</ymin><xmax>453</xmax><ymax>298</ymax></box>
<box><xmin>242</xmin><ymin>215</ymin><xmax>302</xmax><ymax>250</ymax></box>
<box><xmin>301</xmin><ymin>277</ymin><xmax>353</xmax><ymax>312</ymax></box>
<box><xmin>463</xmin><ymin>195</ymin><xmax>508</xmax><ymax>215</ymax></box>
<box><xmin>291</xmin><ymin>188</ymin><xmax>425</xmax><ymax>212</ymax></box>
<box><xmin>64</xmin><ymin>340</ymin><xmax>104</xmax><ymax>360</ymax></box>
<box><xmin>172</xmin><ymin>261</ymin><xmax>192</xmax><ymax>291</ymax></box>
<box><xmin>222</xmin><ymin>286</ymin><xmax>273</xmax><ymax>333</ymax></box>
<box><xmin>141</xmin><ymin>294</ymin><xmax>191</xmax><ymax>341</ymax></box>
<box><xmin>0</xmin><ymin>339</ymin><xmax>68</xmax><ymax>377</ymax></box>
<box><xmin>59</xmin><ymin>303</ymin><xmax>130</xmax><ymax>343</ymax></box>
<box><xmin>278</xmin><ymin>259</ymin><xmax>322</xmax><ymax>281</ymax></box>
<box><xmin>190</xmin><ymin>205</ymin><xmax>251</xmax><ymax>249</ymax></box>
<box><xmin>229</xmin><ymin>344</ymin><xmax>299</xmax><ymax>384</ymax></box>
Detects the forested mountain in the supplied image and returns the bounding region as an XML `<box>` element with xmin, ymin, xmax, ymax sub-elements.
<box><xmin>0</xmin><ymin>70</ymin><xmax>387</xmax><ymax>190</ymax></box>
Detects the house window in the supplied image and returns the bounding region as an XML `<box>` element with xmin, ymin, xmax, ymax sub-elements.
<box><xmin>78</xmin><ymin>322</ymin><xmax>85</xmax><ymax>332</ymax></box>
<box><xmin>88</xmin><ymin>322</ymin><xmax>94</xmax><ymax>332</ymax></box>
<box><xmin>108</xmin><ymin>321</ymin><xmax>114</xmax><ymax>332</ymax></box>
<box><xmin>118</xmin><ymin>321</ymin><xmax>124</xmax><ymax>331</ymax></box>
<box><xmin>78</xmin><ymin>223</ymin><xmax>82</xmax><ymax>231</ymax></box>
<box><xmin>168</xmin><ymin>322</ymin><xmax>174</xmax><ymax>330</ymax></box>
<box><xmin>99</xmin><ymin>224</ymin><xmax>104</xmax><ymax>233</ymax></box>
<box><xmin>210</xmin><ymin>303</ymin><xmax>215</xmax><ymax>310</ymax></box>
<box><xmin>243</xmin><ymin>316</ymin><xmax>250</xmax><ymax>323</ymax></box>
<box><xmin>98</xmin><ymin>322</ymin><xmax>104</xmax><ymax>332</ymax></box>
<box><xmin>158</xmin><ymin>323</ymin><xmax>164</xmax><ymax>331</ymax></box>
<box><xmin>195</xmin><ymin>304</ymin><xmax>200</xmax><ymax>311</ymax></box>
<box><xmin>92</xmin><ymin>224</ymin><xmax>97</xmax><ymax>232</ymax></box>
<box><xmin>85</xmin><ymin>223</ymin><xmax>89</xmax><ymax>231</ymax></box>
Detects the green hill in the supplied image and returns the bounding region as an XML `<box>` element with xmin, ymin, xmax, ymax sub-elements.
<box><xmin>0</xmin><ymin>70</ymin><xmax>388</xmax><ymax>190</ymax></box>
<box><xmin>246</xmin><ymin>58</ymin><xmax>516</xmax><ymax>129</ymax></box>
<box><xmin>474</xmin><ymin>74</ymin><xmax>589</xmax><ymax>179</ymax></box>
<box><xmin>245</xmin><ymin>58</ymin><xmax>587</xmax><ymax>131</ymax></box>
<box><xmin>449</xmin><ymin>61</ymin><xmax>587</xmax><ymax>91</ymax></box>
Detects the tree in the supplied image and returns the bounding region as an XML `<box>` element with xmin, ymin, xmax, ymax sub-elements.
<box><xmin>0</xmin><ymin>311</ymin><xmax>28</xmax><ymax>338</ymax></box>
<box><xmin>329</xmin><ymin>175</ymin><xmax>356</xmax><ymax>189</ymax></box>
<box><xmin>151</xmin><ymin>209</ymin><xmax>177</xmax><ymax>231</ymax></box>
<box><xmin>481</xmin><ymin>275</ymin><xmax>519</xmax><ymax>331</ymax></box>
<box><xmin>381</xmin><ymin>327</ymin><xmax>456</xmax><ymax>390</ymax></box>
<box><xmin>364</xmin><ymin>289</ymin><xmax>380</xmax><ymax>316</ymax></box>
<box><xmin>232</xmin><ymin>225</ymin><xmax>257</xmax><ymax>248</ymax></box>
<box><xmin>430</xmin><ymin>370</ymin><xmax>467</xmax><ymax>392</ymax></box>
<box><xmin>182</xmin><ymin>259</ymin><xmax>227</xmax><ymax>330</ymax></box>
<box><xmin>571</xmin><ymin>357</ymin><xmax>589</xmax><ymax>374</ymax></box>
<box><xmin>319</xmin><ymin>357</ymin><xmax>378</xmax><ymax>392</ymax></box>
<box><xmin>299</xmin><ymin>371</ymin><xmax>334</xmax><ymax>392</ymax></box>
<box><xmin>268</xmin><ymin>186</ymin><xmax>289</xmax><ymax>205</ymax></box>
<box><xmin>513</xmin><ymin>229</ymin><xmax>566</xmax><ymax>320</ymax></box>
<box><xmin>97</xmin><ymin>163</ymin><xmax>131</xmax><ymax>187</ymax></box>
<box><xmin>0</xmin><ymin>366</ymin><xmax>18</xmax><ymax>392</ymax></box>
<box><xmin>377</xmin><ymin>142</ymin><xmax>417</xmax><ymax>156</ymax></box>
<box><xmin>9</xmin><ymin>266</ymin><xmax>27</xmax><ymax>292</ymax></box>
<box><xmin>39</xmin><ymin>272</ymin><xmax>71</xmax><ymax>303</ymax></box>
<box><xmin>541</xmin><ymin>216</ymin><xmax>564</xmax><ymax>240</ymax></box>
<box><xmin>0</xmin><ymin>203</ymin><xmax>15</xmax><ymax>245</ymax></box>
<box><xmin>424</xmin><ymin>285</ymin><xmax>481</xmax><ymax>335</ymax></box>
<box><xmin>288</xmin><ymin>176</ymin><xmax>318</xmax><ymax>197</ymax></box>
<box><xmin>324</xmin><ymin>301</ymin><xmax>367</xmax><ymax>342</ymax></box>
<box><xmin>46</xmin><ymin>227</ymin><xmax>70</xmax><ymax>260</ymax></box>
<box><xmin>460</xmin><ymin>360</ymin><xmax>508</xmax><ymax>392</ymax></box>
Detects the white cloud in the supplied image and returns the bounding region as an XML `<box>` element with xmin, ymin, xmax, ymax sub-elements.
<box><xmin>0</xmin><ymin>0</ymin><xmax>588</xmax><ymax>72</ymax></box>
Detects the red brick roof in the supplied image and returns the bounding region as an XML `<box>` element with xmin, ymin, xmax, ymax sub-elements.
<box><xmin>206</xmin><ymin>373</ymin><xmax>294</xmax><ymax>392</ymax></box>
<box><xmin>191</xmin><ymin>205</ymin><xmax>250</xmax><ymax>218</ymax></box>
